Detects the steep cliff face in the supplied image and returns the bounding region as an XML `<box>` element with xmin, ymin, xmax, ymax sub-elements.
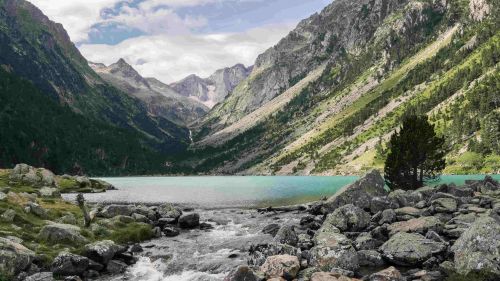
<box><xmin>180</xmin><ymin>0</ymin><xmax>498</xmax><ymax>175</ymax></box>
<box><xmin>90</xmin><ymin>59</ymin><xmax>208</xmax><ymax>125</ymax></box>
<box><xmin>170</xmin><ymin>64</ymin><xmax>251</xmax><ymax>108</ymax></box>
<box><xmin>198</xmin><ymin>0</ymin><xmax>434</xmax><ymax>135</ymax></box>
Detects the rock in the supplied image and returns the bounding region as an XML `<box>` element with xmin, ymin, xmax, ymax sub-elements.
<box><xmin>370</xmin><ymin>196</ymin><xmax>399</xmax><ymax>214</ymax></box>
<box><xmin>27</xmin><ymin>202</ymin><xmax>48</xmax><ymax>218</ymax></box>
<box><xmin>380</xmin><ymin>232</ymin><xmax>447</xmax><ymax>266</ymax></box>
<box><xmin>310</xmin><ymin>272</ymin><xmax>357</xmax><ymax>280</ymax></box>
<box><xmin>415</xmin><ymin>186</ymin><xmax>436</xmax><ymax>200</ymax></box>
<box><xmin>106</xmin><ymin>260</ymin><xmax>127</xmax><ymax>274</ymax></box>
<box><xmin>64</xmin><ymin>276</ymin><xmax>83</xmax><ymax>281</ymax></box>
<box><xmin>309</xmin><ymin>226</ymin><xmax>358</xmax><ymax>272</ymax></box>
<box><xmin>330</xmin><ymin>267</ymin><xmax>355</xmax><ymax>277</ymax></box>
<box><xmin>38</xmin><ymin>224</ymin><xmax>88</xmax><ymax>245</ymax></box>
<box><xmin>131</xmin><ymin>213</ymin><xmax>149</xmax><ymax>223</ymax></box>
<box><xmin>387</xmin><ymin>216</ymin><xmax>443</xmax><ymax>236</ymax></box>
<box><xmin>431</xmin><ymin>198</ymin><xmax>457</xmax><ymax>213</ymax></box>
<box><xmin>0</xmin><ymin>191</ymin><xmax>7</xmax><ymax>202</ymax></box>
<box><xmin>0</xmin><ymin>237</ymin><xmax>35</xmax><ymax>276</ymax></box>
<box><xmin>178</xmin><ymin>213</ymin><xmax>200</xmax><ymax>229</ymax></box>
<box><xmin>323</xmin><ymin>170</ymin><xmax>386</xmax><ymax>213</ymax></box>
<box><xmin>113</xmin><ymin>215</ymin><xmax>135</xmax><ymax>224</ymax></box>
<box><xmin>369</xmin><ymin>266</ymin><xmax>403</xmax><ymax>281</ymax></box>
<box><xmin>1</xmin><ymin>209</ymin><xmax>17</xmax><ymax>222</ymax></box>
<box><xmin>51</xmin><ymin>252</ymin><xmax>89</xmax><ymax>276</ymax></box>
<box><xmin>158</xmin><ymin>204</ymin><xmax>182</xmax><ymax>220</ymax></box>
<box><xmin>379</xmin><ymin>209</ymin><xmax>396</xmax><ymax>225</ymax></box>
<box><xmin>129</xmin><ymin>244</ymin><xmax>143</xmax><ymax>253</ymax></box>
<box><xmin>9</xmin><ymin>164</ymin><xmax>56</xmax><ymax>187</ymax></box>
<box><xmin>394</xmin><ymin>207</ymin><xmax>422</xmax><ymax>217</ymax></box>
<box><xmin>87</xmin><ymin>259</ymin><xmax>104</xmax><ymax>271</ymax></box>
<box><xmin>388</xmin><ymin>190</ymin><xmax>423</xmax><ymax>207</ymax></box>
<box><xmin>24</xmin><ymin>272</ymin><xmax>55</xmax><ymax>281</ymax></box>
<box><xmin>450</xmin><ymin>215</ymin><xmax>500</xmax><ymax>277</ymax></box>
<box><xmin>84</xmin><ymin>240</ymin><xmax>125</xmax><ymax>265</ymax></box>
<box><xmin>263</xmin><ymin>224</ymin><xmax>281</xmax><ymax>237</ymax></box>
<box><xmin>249</xmin><ymin>243</ymin><xmax>300</xmax><ymax>267</ymax></box>
<box><xmin>224</xmin><ymin>266</ymin><xmax>264</xmax><ymax>281</ymax></box>
<box><xmin>447</xmin><ymin>185</ymin><xmax>474</xmax><ymax>198</ymax></box>
<box><xmin>152</xmin><ymin>227</ymin><xmax>162</xmax><ymax>238</ymax></box>
<box><xmin>260</xmin><ymin>255</ymin><xmax>300</xmax><ymax>280</ymax></box>
<box><xmin>297</xmin><ymin>234</ymin><xmax>314</xmax><ymax>250</ymax></box>
<box><xmin>98</xmin><ymin>205</ymin><xmax>134</xmax><ymax>218</ymax></box>
<box><xmin>57</xmin><ymin>214</ymin><xmax>77</xmax><ymax>225</ymax></box>
<box><xmin>89</xmin><ymin>179</ymin><xmax>115</xmax><ymax>191</ymax></box>
<box><xmin>354</xmin><ymin>233</ymin><xmax>382</xmax><ymax>250</ymax></box>
<box><xmin>163</xmin><ymin>226</ymin><xmax>180</xmax><ymax>237</ymax></box>
<box><xmin>39</xmin><ymin>187</ymin><xmax>61</xmax><ymax>198</ymax></box>
<box><xmin>358</xmin><ymin>250</ymin><xmax>385</xmax><ymax>267</ymax></box>
<box><xmin>327</xmin><ymin>204</ymin><xmax>371</xmax><ymax>232</ymax></box>
<box><xmin>274</xmin><ymin>225</ymin><xmax>298</xmax><ymax>246</ymax></box>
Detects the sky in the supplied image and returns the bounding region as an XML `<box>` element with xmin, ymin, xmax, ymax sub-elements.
<box><xmin>29</xmin><ymin>0</ymin><xmax>332</xmax><ymax>83</ymax></box>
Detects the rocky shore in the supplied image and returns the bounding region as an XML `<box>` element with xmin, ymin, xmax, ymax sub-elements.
<box><xmin>1</xmin><ymin>165</ymin><xmax>499</xmax><ymax>281</ymax></box>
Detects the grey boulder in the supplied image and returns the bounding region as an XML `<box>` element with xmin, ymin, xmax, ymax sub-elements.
<box><xmin>380</xmin><ymin>232</ymin><xmax>447</xmax><ymax>266</ymax></box>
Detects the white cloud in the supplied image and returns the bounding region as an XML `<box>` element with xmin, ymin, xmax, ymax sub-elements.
<box><xmin>79</xmin><ymin>24</ymin><xmax>292</xmax><ymax>83</ymax></box>
<box><xmin>29</xmin><ymin>0</ymin><xmax>120</xmax><ymax>42</ymax></box>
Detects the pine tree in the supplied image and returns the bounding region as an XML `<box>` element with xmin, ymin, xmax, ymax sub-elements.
<box><xmin>384</xmin><ymin>115</ymin><xmax>446</xmax><ymax>190</ymax></box>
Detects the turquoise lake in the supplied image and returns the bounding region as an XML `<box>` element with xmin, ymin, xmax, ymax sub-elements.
<box><xmin>68</xmin><ymin>175</ymin><xmax>500</xmax><ymax>208</ymax></box>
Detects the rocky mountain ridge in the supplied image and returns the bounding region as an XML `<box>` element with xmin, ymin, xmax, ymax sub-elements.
<box><xmin>170</xmin><ymin>63</ymin><xmax>252</xmax><ymax>108</ymax></box>
<box><xmin>90</xmin><ymin>59</ymin><xmax>209</xmax><ymax>125</ymax></box>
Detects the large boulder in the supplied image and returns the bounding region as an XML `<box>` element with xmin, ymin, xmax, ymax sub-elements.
<box><xmin>380</xmin><ymin>232</ymin><xmax>447</xmax><ymax>266</ymax></box>
<box><xmin>0</xmin><ymin>237</ymin><xmax>35</xmax><ymax>276</ymax></box>
<box><xmin>158</xmin><ymin>203</ymin><xmax>182</xmax><ymax>220</ymax></box>
<box><xmin>178</xmin><ymin>213</ymin><xmax>200</xmax><ymax>229</ymax></box>
<box><xmin>310</xmin><ymin>222</ymin><xmax>358</xmax><ymax>272</ymax></box>
<box><xmin>387</xmin><ymin>216</ymin><xmax>443</xmax><ymax>236</ymax></box>
<box><xmin>327</xmin><ymin>204</ymin><xmax>371</xmax><ymax>232</ymax></box>
<box><xmin>323</xmin><ymin>170</ymin><xmax>386</xmax><ymax>213</ymax></box>
<box><xmin>260</xmin><ymin>255</ymin><xmax>300</xmax><ymax>280</ymax></box>
<box><xmin>51</xmin><ymin>252</ymin><xmax>89</xmax><ymax>277</ymax></box>
<box><xmin>38</xmin><ymin>223</ymin><xmax>88</xmax><ymax>245</ymax></box>
<box><xmin>98</xmin><ymin>205</ymin><xmax>135</xmax><ymax>218</ymax></box>
<box><xmin>27</xmin><ymin>202</ymin><xmax>48</xmax><ymax>218</ymax></box>
<box><xmin>274</xmin><ymin>225</ymin><xmax>298</xmax><ymax>246</ymax></box>
<box><xmin>224</xmin><ymin>266</ymin><xmax>264</xmax><ymax>281</ymax></box>
<box><xmin>83</xmin><ymin>240</ymin><xmax>125</xmax><ymax>265</ymax></box>
<box><xmin>450</xmin><ymin>215</ymin><xmax>500</xmax><ymax>277</ymax></box>
<box><xmin>9</xmin><ymin>164</ymin><xmax>56</xmax><ymax>187</ymax></box>
<box><xmin>431</xmin><ymin>198</ymin><xmax>458</xmax><ymax>213</ymax></box>
<box><xmin>249</xmin><ymin>243</ymin><xmax>300</xmax><ymax>267</ymax></box>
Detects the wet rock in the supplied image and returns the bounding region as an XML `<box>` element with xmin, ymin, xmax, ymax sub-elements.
<box><xmin>451</xmin><ymin>215</ymin><xmax>500</xmax><ymax>277</ymax></box>
<box><xmin>0</xmin><ymin>237</ymin><xmax>35</xmax><ymax>276</ymax></box>
<box><xmin>98</xmin><ymin>205</ymin><xmax>135</xmax><ymax>218</ymax></box>
<box><xmin>369</xmin><ymin>266</ymin><xmax>403</xmax><ymax>281</ymax></box>
<box><xmin>224</xmin><ymin>266</ymin><xmax>264</xmax><ymax>281</ymax></box>
<box><xmin>63</xmin><ymin>276</ymin><xmax>82</xmax><ymax>281</ymax></box>
<box><xmin>163</xmin><ymin>226</ymin><xmax>180</xmax><ymax>237</ymax></box>
<box><xmin>84</xmin><ymin>240</ymin><xmax>125</xmax><ymax>265</ymax></box>
<box><xmin>358</xmin><ymin>250</ymin><xmax>385</xmax><ymax>267</ymax></box>
<box><xmin>249</xmin><ymin>243</ymin><xmax>301</xmax><ymax>267</ymax></box>
<box><xmin>178</xmin><ymin>213</ymin><xmax>200</xmax><ymax>229</ymax></box>
<box><xmin>152</xmin><ymin>227</ymin><xmax>162</xmax><ymax>238</ymax></box>
<box><xmin>200</xmin><ymin>222</ymin><xmax>214</xmax><ymax>230</ymax></box>
<box><xmin>380</xmin><ymin>232</ymin><xmax>447</xmax><ymax>266</ymax></box>
<box><xmin>328</xmin><ymin>204</ymin><xmax>371</xmax><ymax>232</ymax></box>
<box><xmin>260</xmin><ymin>255</ymin><xmax>300</xmax><ymax>280</ymax></box>
<box><xmin>274</xmin><ymin>225</ymin><xmax>298</xmax><ymax>246</ymax></box>
<box><xmin>51</xmin><ymin>252</ymin><xmax>89</xmax><ymax>277</ymax></box>
<box><xmin>323</xmin><ymin>170</ymin><xmax>386</xmax><ymax>214</ymax></box>
<box><xmin>262</xmin><ymin>224</ymin><xmax>281</xmax><ymax>237</ymax></box>
<box><xmin>129</xmin><ymin>244</ymin><xmax>143</xmax><ymax>253</ymax></box>
<box><xmin>106</xmin><ymin>260</ymin><xmax>127</xmax><ymax>274</ymax></box>
<box><xmin>38</xmin><ymin>224</ymin><xmax>88</xmax><ymax>245</ymax></box>
<box><xmin>24</xmin><ymin>272</ymin><xmax>55</xmax><ymax>281</ymax></box>
<box><xmin>387</xmin><ymin>216</ymin><xmax>443</xmax><ymax>236</ymax></box>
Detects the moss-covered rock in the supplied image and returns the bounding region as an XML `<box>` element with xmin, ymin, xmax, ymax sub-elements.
<box><xmin>0</xmin><ymin>237</ymin><xmax>35</xmax><ymax>277</ymax></box>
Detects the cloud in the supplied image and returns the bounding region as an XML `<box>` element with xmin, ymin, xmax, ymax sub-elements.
<box><xmin>29</xmin><ymin>0</ymin><xmax>120</xmax><ymax>42</ymax></box>
<box><xmin>79</xmin><ymin>24</ymin><xmax>292</xmax><ymax>83</ymax></box>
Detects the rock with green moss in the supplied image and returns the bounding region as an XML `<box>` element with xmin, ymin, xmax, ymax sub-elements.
<box><xmin>322</xmin><ymin>170</ymin><xmax>386</xmax><ymax>214</ymax></box>
<box><xmin>9</xmin><ymin>164</ymin><xmax>56</xmax><ymax>187</ymax></box>
<box><xmin>451</xmin><ymin>215</ymin><xmax>500</xmax><ymax>277</ymax></box>
<box><xmin>26</xmin><ymin>202</ymin><xmax>48</xmax><ymax>218</ymax></box>
<box><xmin>0</xmin><ymin>237</ymin><xmax>35</xmax><ymax>277</ymax></box>
<box><xmin>327</xmin><ymin>204</ymin><xmax>371</xmax><ymax>232</ymax></box>
<box><xmin>1</xmin><ymin>209</ymin><xmax>16</xmax><ymax>222</ymax></box>
<box><xmin>380</xmin><ymin>232</ymin><xmax>447</xmax><ymax>266</ymax></box>
<box><xmin>38</xmin><ymin>223</ymin><xmax>88</xmax><ymax>245</ymax></box>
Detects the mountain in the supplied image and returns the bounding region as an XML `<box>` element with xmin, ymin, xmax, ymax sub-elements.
<box><xmin>90</xmin><ymin>59</ymin><xmax>209</xmax><ymax>125</ymax></box>
<box><xmin>0</xmin><ymin>0</ymin><xmax>189</xmax><ymax>175</ymax></box>
<box><xmin>182</xmin><ymin>0</ymin><xmax>499</xmax><ymax>175</ymax></box>
<box><xmin>170</xmin><ymin>64</ymin><xmax>252</xmax><ymax>108</ymax></box>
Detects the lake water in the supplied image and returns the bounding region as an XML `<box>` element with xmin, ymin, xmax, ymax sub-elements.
<box><xmin>67</xmin><ymin>174</ymin><xmax>499</xmax><ymax>208</ymax></box>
